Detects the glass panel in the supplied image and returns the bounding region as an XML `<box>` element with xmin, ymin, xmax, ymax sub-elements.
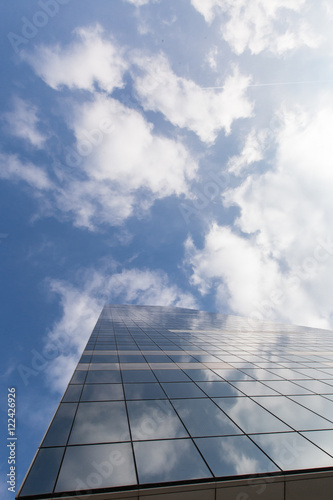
<box><xmin>184</xmin><ymin>369</ymin><xmax>223</xmax><ymax>381</ymax></box>
<box><xmin>214</xmin><ymin>397</ymin><xmax>291</xmax><ymax>434</ymax></box>
<box><xmin>20</xmin><ymin>447</ymin><xmax>64</xmax><ymax>496</ymax></box>
<box><xmin>292</xmin><ymin>380</ymin><xmax>333</xmax><ymax>394</ymax></box>
<box><xmin>230</xmin><ymin>381</ymin><xmax>279</xmax><ymax>396</ymax></box>
<box><xmin>85</xmin><ymin>370</ymin><xmax>121</xmax><ymax>383</ymax></box>
<box><xmin>252</xmin><ymin>432</ymin><xmax>333</xmax><ymax>470</ymax></box>
<box><xmin>124</xmin><ymin>383</ymin><xmax>167</xmax><ymax>400</ymax></box>
<box><xmin>253</xmin><ymin>396</ymin><xmax>333</xmax><ymax>430</ymax></box>
<box><xmin>134</xmin><ymin>439</ymin><xmax>212</xmax><ymax>484</ymax></box>
<box><xmin>81</xmin><ymin>384</ymin><xmax>124</xmax><ymax>401</ymax></box>
<box><xmin>127</xmin><ymin>400</ymin><xmax>189</xmax><ymax>440</ymax></box>
<box><xmin>69</xmin><ymin>402</ymin><xmax>130</xmax><ymax>444</ymax></box>
<box><xmin>42</xmin><ymin>403</ymin><xmax>77</xmax><ymax>447</ymax></box>
<box><xmin>91</xmin><ymin>354</ymin><xmax>118</xmax><ymax>363</ymax></box>
<box><xmin>290</xmin><ymin>395</ymin><xmax>333</xmax><ymax>422</ymax></box>
<box><xmin>145</xmin><ymin>355</ymin><xmax>173</xmax><ymax>362</ymax></box>
<box><xmin>301</xmin><ymin>430</ymin><xmax>333</xmax><ymax>456</ymax></box>
<box><xmin>70</xmin><ymin>371</ymin><xmax>87</xmax><ymax>384</ymax></box>
<box><xmin>161</xmin><ymin>382</ymin><xmax>206</xmax><ymax>398</ymax></box>
<box><xmin>55</xmin><ymin>443</ymin><xmax>137</xmax><ymax>492</ymax></box>
<box><xmin>195</xmin><ymin>435</ymin><xmax>280</xmax><ymax>477</ymax></box>
<box><xmin>213</xmin><ymin>369</ymin><xmax>254</xmax><ymax>381</ymax></box>
<box><xmin>172</xmin><ymin>398</ymin><xmax>242</xmax><ymax>437</ymax></box>
<box><xmin>263</xmin><ymin>380</ymin><xmax>313</xmax><ymax>395</ymax></box>
<box><xmin>62</xmin><ymin>385</ymin><xmax>83</xmax><ymax>402</ymax></box>
<box><xmin>153</xmin><ymin>369</ymin><xmax>190</xmax><ymax>382</ymax></box>
<box><xmin>197</xmin><ymin>381</ymin><xmax>243</xmax><ymax>397</ymax></box>
<box><xmin>119</xmin><ymin>354</ymin><xmax>146</xmax><ymax>362</ymax></box>
<box><xmin>79</xmin><ymin>355</ymin><xmax>91</xmax><ymax>363</ymax></box>
<box><xmin>122</xmin><ymin>370</ymin><xmax>157</xmax><ymax>383</ymax></box>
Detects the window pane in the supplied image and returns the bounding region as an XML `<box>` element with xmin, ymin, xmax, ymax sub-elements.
<box><xmin>55</xmin><ymin>443</ymin><xmax>137</xmax><ymax>492</ymax></box>
<box><xmin>69</xmin><ymin>402</ymin><xmax>130</xmax><ymax>444</ymax></box>
<box><xmin>81</xmin><ymin>384</ymin><xmax>124</xmax><ymax>401</ymax></box>
<box><xmin>134</xmin><ymin>439</ymin><xmax>212</xmax><ymax>484</ymax></box>
<box><xmin>252</xmin><ymin>432</ymin><xmax>333</xmax><ymax>470</ymax></box>
<box><xmin>85</xmin><ymin>370</ymin><xmax>121</xmax><ymax>383</ymax></box>
<box><xmin>20</xmin><ymin>447</ymin><xmax>64</xmax><ymax>496</ymax></box>
<box><xmin>42</xmin><ymin>403</ymin><xmax>77</xmax><ymax>447</ymax></box>
<box><xmin>124</xmin><ymin>383</ymin><xmax>167</xmax><ymax>400</ymax></box>
<box><xmin>127</xmin><ymin>400</ymin><xmax>189</xmax><ymax>440</ymax></box>
<box><xmin>172</xmin><ymin>398</ymin><xmax>242</xmax><ymax>437</ymax></box>
<box><xmin>195</xmin><ymin>435</ymin><xmax>279</xmax><ymax>477</ymax></box>
<box><xmin>161</xmin><ymin>382</ymin><xmax>206</xmax><ymax>399</ymax></box>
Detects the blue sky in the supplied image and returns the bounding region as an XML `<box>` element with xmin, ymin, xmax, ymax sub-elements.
<box><xmin>2</xmin><ymin>0</ymin><xmax>333</xmax><ymax>495</ymax></box>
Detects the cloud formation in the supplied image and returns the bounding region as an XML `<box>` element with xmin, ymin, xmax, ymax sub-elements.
<box><xmin>23</xmin><ymin>25</ymin><xmax>128</xmax><ymax>92</ymax></box>
<box><xmin>186</xmin><ymin>96</ymin><xmax>333</xmax><ymax>329</ymax></box>
<box><xmin>133</xmin><ymin>54</ymin><xmax>253</xmax><ymax>143</ymax></box>
<box><xmin>191</xmin><ymin>0</ymin><xmax>321</xmax><ymax>55</ymax></box>
<box><xmin>3</xmin><ymin>97</ymin><xmax>47</xmax><ymax>148</ymax></box>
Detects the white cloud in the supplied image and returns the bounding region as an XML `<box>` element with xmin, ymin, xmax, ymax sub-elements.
<box><xmin>187</xmin><ymin>95</ymin><xmax>333</xmax><ymax>329</ymax></box>
<box><xmin>133</xmin><ymin>54</ymin><xmax>253</xmax><ymax>143</ymax></box>
<box><xmin>227</xmin><ymin>128</ymin><xmax>268</xmax><ymax>175</ymax></box>
<box><xmin>0</xmin><ymin>153</ymin><xmax>52</xmax><ymax>190</ymax></box>
<box><xmin>45</xmin><ymin>267</ymin><xmax>197</xmax><ymax>391</ymax></box>
<box><xmin>51</xmin><ymin>94</ymin><xmax>198</xmax><ymax>229</ymax></box>
<box><xmin>3</xmin><ymin>97</ymin><xmax>47</xmax><ymax>148</ymax></box>
<box><xmin>123</xmin><ymin>0</ymin><xmax>156</xmax><ymax>5</ymax></box>
<box><xmin>1</xmin><ymin>93</ymin><xmax>198</xmax><ymax>230</ymax></box>
<box><xmin>23</xmin><ymin>25</ymin><xmax>128</xmax><ymax>92</ymax></box>
<box><xmin>191</xmin><ymin>0</ymin><xmax>321</xmax><ymax>55</ymax></box>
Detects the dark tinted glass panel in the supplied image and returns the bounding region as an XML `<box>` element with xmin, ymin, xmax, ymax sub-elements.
<box><xmin>69</xmin><ymin>402</ymin><xmax>130</xmax><ymax>444</ymax></box>
<box><xmin>122</xmin><ymin>370</ymin><xmax>157</xmax><ymax>383</ymax></box>
<box><xmin>91</xmin><ymin>355</ymin><xmax>118</xmax><ymax>363</ymax></box>
<box><xmin>55</xmin><ymin>443</ymin><xmax>137</xmax><ymax>492</ymax></box>
<box><xmin>119</xmin><ymin>354</ymin><xmax>146</xmax><ymax>362</ymax></box>
<box><xmin>62</xmin><ymin>385</ymin><xmax>83</xmax><ymax>402</ymax></box>
<box><xmin>127</xmin><ymin>400</ymin><xmax>189</xmax><ymax>440</ymax></box>
<box><xmin>42</xmin><ymin>403</ymin><xmax>77</xmax><ymax>447</ymax></box>
<box><xmin>134</xmin><ymin>439</ymin><xmax>212</xmax><ymax>484</ymax></box>
<box><xmin>197</xmin><ymin>381</ymin><xmax>242</xmax><ymax>397</ymax></box>
<box><xmin>85</xmin><ymin>370</ymin><xmax>121</xmax><ymax>383</ymax></box>
<box><xmin>153</xmin><ymin>369</ymin><xmax>190</xmax><ymax>382</ymax></box>
<box><xmin>124</xmin><ymin>383</ymin><xmax>167</xmax><ymax>400</ymax></box>
<box><xmin>79</xmin><ymin>355</ymin><xmax>91</xmax><ymax>363</ymax></box>
<box><xmin>81</xmin><ymin>384</ymin><xmax>124</xmax><ymax>401</ymax></box>
<box><xmin>70</xmin><ymin>371</ymin><xmax>87</xmax><ymax>384</ymax></box>
<box><xmin>145</xmin><ymin>355</ymin><xmax>173</xmax><ymax>362</ymax></box>
<box><xmin>195</xmin><ymin>435</ymin><xmax>280</xmax><ymax>477</ymax></box>
<box><xmin>20</xmin><ymin>447</ymin><xmax>64</xmax><ymax>496</ymax></box>
<box><xmin>161</xmin><ymin>382</ymin><xmax>206</xmax><ymax>398</ymax></box>
<box><xmin>172</xmin><ymin>398</ymin><xmax>242</xmax><ymax>437</ymax></box>
<box><xmin>252</xmin><ymin>432</ymin><xmax>333</xmax><ymax>470</ymax></box>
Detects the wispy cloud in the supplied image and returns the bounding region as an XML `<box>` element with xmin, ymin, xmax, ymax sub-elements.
<box><xmin>22</xmin><ymin>25</ymin><xmax>128</xmax><ymax>93</ymax></box>
<box><xmin>191</xmin><ymin>0</ymin><xmax>321</xmax><ymax>55</ymax></box>
<box><xmin>133</xmin><ymin>54</ymin><xmax>253</xmax><ymax>143</ymax></box>
<box><xmin>3</xmin><ymin>97</ymin><xmax>47</xmax><ymax>148</ymax></box>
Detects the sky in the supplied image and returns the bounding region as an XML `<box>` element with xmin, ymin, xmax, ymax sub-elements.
<box><xmin>2</xmin><ymin>0</ymin><xmax>333</xmax><ymax>495</ymax></box>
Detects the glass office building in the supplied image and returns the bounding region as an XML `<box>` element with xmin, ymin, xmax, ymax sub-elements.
<box><xmin>17</xmin><ymin>305</ymin><xmax>333</xmax><ymax>499</ymax></box>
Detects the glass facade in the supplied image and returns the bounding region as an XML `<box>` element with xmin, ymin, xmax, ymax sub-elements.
<box><xmin>17</xmin><ymin>305</ymin><xmax>333</xmax><ymax>499</ymax></box>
